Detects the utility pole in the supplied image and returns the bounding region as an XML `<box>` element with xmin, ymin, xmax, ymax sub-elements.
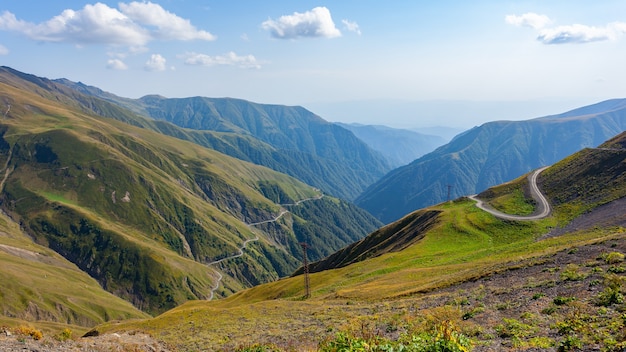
<box><xmin>300</xmin><ymin>242</ymin><xmax>310</xmax><ymax>299</ymax></box>
<box><xmin>447</xmin><ymin>184</ymin><xmax>452</xmax><ymax>202</ymax></box>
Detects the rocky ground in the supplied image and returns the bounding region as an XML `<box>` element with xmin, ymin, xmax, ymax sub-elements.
<box><xmin>0</xmin><ymin>330</ymin><xmax>171</xmax><ymax>352</ymax></box>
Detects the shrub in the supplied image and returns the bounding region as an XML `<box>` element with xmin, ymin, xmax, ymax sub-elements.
<box><xmin>604</xmin><ymin>252</ymin><xmax>625</xmax><ymax>264</ymax></box>
<box><xmin>15</xmin><ymin>325</ymin><xmax>43</xmax><ymax>340</ymax></box>
<box><xmin>553</xmin><ymin>296</ymin><xmax>575</xmax><ymax>306</ymax></box>
<box><xmin>558</xmin><ymin>335</ymin><xmax>582</xmax><ymax>351</ymax></box>
<box><xmin>560</xmin><ymin>264</ymin><xmax>587</xmax><ymax>281</ymax></box>
<box><xmin>318</xmin><ymin>320</ymin><xmax>473</xmax><ymax>352</ymax></box>
<box><xmin>56</xmin><ymin>328</ymin><xmax>72</xmax><ymax>341</ymax></box>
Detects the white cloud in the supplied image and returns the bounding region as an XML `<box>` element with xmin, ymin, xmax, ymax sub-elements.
<box><xmin>0</xmin><ymin>44</ymin><xmax>8</xmax><ymax>55</ymax></box>
<box><xmin>106</xmin><ymin>59</ymin><xmax>128</xmax><ymax>70</ymax></box>
<box><xmin>0</xmin><ymin>2</ymin><xmax>213</xmax><ymax>47</ymax></box>
<box><xmin>181</xmin><ymin>52</ymin><xmax>261</xmax><ymax>69</ymax></box>
<box><xmin>144</xmin><ymin>54</ymin><xmax>167</xmax><ymax>71</ymax></box>
<box><xmin>505</xmin><ymin>13</ymin><xmax>552</xmax><ymax>29</ymax></box>
<box><xmin>0</xmin><ymin>5</ymin><xmax>150</xmax><ymax>46</ymax></box>
<box><xmin>119</xmin><ymin>2</ymin><xmax>215</xmax><ymax>41</ymax></box>
<box><xmin>342</xmin><ymin>19</ymin><xmax>361</xmax><ymax>35</ymax></box>
<box><xmin>507</xmin><ymin>13</ymin><xmax>626</xmax><ymax>45</ymax></box>
<box><xmin>538</xmin><ymin>22</ymin><xmax>626</xmax><ymax>44</ymax></box>
<box><xmin>262</xmin><ymin>7</ymin><xmax>341</xmax><ymax>39</ymax></box>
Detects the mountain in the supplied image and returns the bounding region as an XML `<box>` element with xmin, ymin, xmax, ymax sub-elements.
<box><xmin>0</xmin><ymin>66</ymin><xmax>382</xmax><ymax>321</ymax></box>
<box><xmin>82</xmin><ymin>132</ymin><xmax>626</xmax><ymax>351</ymax></box>
<box><xmin>356</xmin><ymin>99</ymin><xmax>626</xmax><ymax>223</ymax></box>
<box><xmin>336</xmin><ymin>123</ymin><xmax>446</xmax><ymax>167</ymax></box>
<box><xmin>54</xmin><ymin>79</ymin><xmax>392</xmax><ymax>200</ymax></box>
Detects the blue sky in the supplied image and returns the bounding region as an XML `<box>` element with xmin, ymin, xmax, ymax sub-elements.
<box><xmin>1</xmin><ymin>1</ymin><xmax>626</xmax><ymax>128</ymax></box>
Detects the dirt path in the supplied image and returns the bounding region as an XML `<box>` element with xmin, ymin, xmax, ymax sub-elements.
<box><xmin>469</xmin><ymin>166</ymin><xmax>551</xmax><ymax>221</ymax></box>
<box><xmin>206</xmin><ymin>194</ymin><xmax>322</xmax><ymax>300</ymax></box>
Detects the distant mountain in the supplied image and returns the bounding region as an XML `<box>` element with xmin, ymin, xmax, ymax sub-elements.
<box><xmin>54</xmin><ymin>79</ymin><xmax>391</xmax><ymax>200</ymax></box>
<box><xmin>356</xmin><ymin>99</ymin><xmax>626</xmax><ymax>223</ymax></box>
<box><xmin>336</xmin><ymin>123</ymin><xmax>446</xmax><ymax>167</ymax></box>
<box><xmin>0</xmin><ymin>66</ymin><xmax>382</xmax><ymax>321</ymax></box>
<box><xmin>411</xmin><ymin>126</ymin><xmax>464</xmax><ymax>141</ymax></box>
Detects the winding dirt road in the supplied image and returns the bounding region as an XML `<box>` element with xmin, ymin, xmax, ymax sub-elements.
<box><xmin>468</xmin><ymin>166</ymin><xmax>551</xmax><ymax>221</ymax></box>
<box><xmin>207</xmin><ymin>195</ymin><xmax>322</xmax><ymax>300</ymax></box>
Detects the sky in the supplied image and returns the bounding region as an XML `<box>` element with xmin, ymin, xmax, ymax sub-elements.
<box><xmin>1</xmin><ymin>1</ymin><xmax>626</xmax><ymax>128</ymax></box>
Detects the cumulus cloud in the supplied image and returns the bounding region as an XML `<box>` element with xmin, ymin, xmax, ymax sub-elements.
<box><xmin>507</xmin><ymin>12</ymin><xmax>626</xmax><ymax>45</ymax></box>
<box><xmin>106</xmin><ymin>59</ymin><xmax>128</xmax><ymax>70</ymax></box>
<box><xmin>262</xmin><ymin>7</ymin><xmax>341</xmax><ymax>39</ymax></box>
<box><xmin>0</xmin><ymin>44</ymin><xmax>8</xmax><ymax>55</ymax></box>
<box><xmin>180</xmin><ymin>52</ymin><xmax>261</xmax><ymax>69</ymax></box>
<box><xmin>342</xmin><ymin>19</ymin><xmax>361</xmax><ymax>35</ymax></box>
<box><xmin>0</xmin><ymin>2</ymin><xmax>214</xmax><ymax>47</ymax></box>
<box><xmin>144</xmin><ymin>54</ymin><xmax>167</xmax><ymax>71</ymax></box>
<box><xmin>538</xmin><ymin>22</ymin><xmax>626</xmax><ymax>44</ymax></box>
<box><xmin>505</xmin><ymin>13</ymin><xmax>552</xmax><ymax>29</ymax></box>
<box><xmin>119</xmin><ymin>2</ymin><xmax>215</xmax><ymax>41</ymax></box>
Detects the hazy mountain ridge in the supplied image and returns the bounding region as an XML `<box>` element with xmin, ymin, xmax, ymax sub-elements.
<box><xmin>0</xmin><ymin>67</ymin><xmax>382</xmax><ymax>320</ymax></box>
<box><xmin>357</xmin><ymin>101</ymin><xmax>626</xmax><ymax>223</ymax></box>
<box><xmin>336</xmin><ymin>123</ymin><xmax>446</xmax><ymax>167</ymax></box>
<box><xmin>54</xmin><ymin>80</ymin><xmax>392</xmax><ymax>200</ymax></box>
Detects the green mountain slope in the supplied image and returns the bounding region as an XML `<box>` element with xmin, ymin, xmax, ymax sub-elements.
<box><xmin>53</xmin><ymin>79</ymin><xmax>392</xmax><ymax>200</ymax></box>
<box><xmin>0</xmin><ymin>67</ymin><xmax>381</xmax><ymax>320</ymax></box>
<box><xmin>90</xmin><ymin>132</ymin><xmax>626</xmax><ymax>351</ymax></box>
<box><xmin>336</xmin><ymin>123</ymin><xmax>446</xmax><ymax>167</ymax></box>
<box><xmin>357</xmin><ymin>100</ymin><xmax>626</xmax><ymax>223</ymax></box>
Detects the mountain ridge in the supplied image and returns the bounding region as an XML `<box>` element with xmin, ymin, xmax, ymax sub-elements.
<box><xmin>54</xmin><ymin>78</ymin><xmax>392</xmax><ymax>200</ymax></box>
<box><xmin>357</xmin><ymin>100</ymin><xmax>626</xmax><ymax>223</ymax></box>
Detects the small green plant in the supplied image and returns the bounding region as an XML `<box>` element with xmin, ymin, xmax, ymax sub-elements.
<box><xmin>56</xmin><ymin>328</ymin><xmax>72</xmax><ymax>341</ymax></box>
<box><xmin>532</xmin><ymin>293</ymin><xmax>545</xmax><ymax>300</ymax></box>
<box><xmin>560</xmin><ymin>264</ymin><xmax>587</xmax><ymax>281</ymax></box>
<box><xmin>235</xmin><ymin>343</ymin><xmax>281</xmax><ymax>352</ymax></box>
<box><xmin>604</xmin><ymin>252</ymin><xmax>625</xmax><ymax>264</ymax></box>
<box><xmin>558</xmin><ymin>335</ymin><xmax>582</xmax><ymax>351</ymax></box>
<box><xmin>607</xmin><ymin>265</ymin><xmax>626</xmax><ymax>273</ymax></box>
<box><xmin>553</xmin><ymin>296</ymin><xmax>575</xmax><ymax>306</ymax></box>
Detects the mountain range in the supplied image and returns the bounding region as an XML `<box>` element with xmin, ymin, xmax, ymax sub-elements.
<box><xmin>54</xmin><ymin>79</ymin><xmax>392</xmax><ymax>201</ymax></box>
<box><xmin>0</xmin><ymin>66</ymin><xmax>381</xmax><ymax>319</ymax></box>
<box><xmin>357</xmin><ymin>99</ymin><xmax>626</xmax><ymax>223</ymax></box>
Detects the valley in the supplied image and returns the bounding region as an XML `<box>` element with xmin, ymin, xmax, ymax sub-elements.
<box><xmin>0</xmin><ymin>66</ymin><xmax>625</xmax><ymax>351</ymax></box>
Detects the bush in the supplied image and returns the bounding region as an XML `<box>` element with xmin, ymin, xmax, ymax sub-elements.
<box><xmin>604</xmin><ymin>252</ymin><xmax>625</xmax><ymax>264</ymax></box>
<box><xmin>560</xmin><ymin>264</ymin><xmax>587</xmax><ymax>281</ymax></box>
<box><xmin>56</xmin><ymin>328</ymin><xmax>72</xmax><ymax>341</ymax></box>
<box><xmin>15</xmin><ymin>326</ymin><xmax>43</xmax><ymax>340</ymax></box>
<box><xmin>318</xmin><ymin>320</ymin><xmax>472</xmax><ymax>352</ymax></box>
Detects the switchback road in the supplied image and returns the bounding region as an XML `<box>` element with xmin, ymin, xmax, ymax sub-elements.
<box><xmin>207</xmin><ymin>194</ymin><xmax>323</xmax><ymax>300</ymax></box>
<box><xmin>468</xmin><ymin>166</ymin><xmax>551</xmax><ymax>221</ymax></box>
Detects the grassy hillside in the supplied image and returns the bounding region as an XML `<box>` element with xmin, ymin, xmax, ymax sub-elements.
<box><xmin>84</xmin><ymin>133</ymin><xmax>626</xmax><ymax>350</ymax></box>
<box><xmin>0</xmin><ymin>68</ymin><xmax>381</xmax><ymax>321</ymax></box>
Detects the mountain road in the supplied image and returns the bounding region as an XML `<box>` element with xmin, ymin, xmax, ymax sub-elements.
<box><xmin>468</xmin><ymin>166</ymin><xmax>551</xmax><ymax>221</ymax></box>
